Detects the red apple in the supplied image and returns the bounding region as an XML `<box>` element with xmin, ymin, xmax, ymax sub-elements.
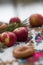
<box><xmin>13</xmin><ymin>27</ymin><xmax>28</xmax><ymax>42</ymax></box>
<box><xmin>1</xmin><ymin>32</ymin><xmax>17</xmax><ymax>47</ymax></box>
<box><xmin>9</xmin><ymin>17</ymin><xmax>21</xmax><ymax>24</ymax></box>
<box><xmin>29</xmin><ymin>14</ymin><xmax>43</xmax><ymax>27</ymax></box>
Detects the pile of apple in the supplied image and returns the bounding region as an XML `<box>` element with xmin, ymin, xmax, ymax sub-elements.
<box><xmin>0</xmin><ymin>17</ymin><xmax>28</xmax><ymax>47</ymax></box>
<box><xmin>0</xmin><ymin>14</ymin><xmax>43</xmax><ymax>47</ymax></box>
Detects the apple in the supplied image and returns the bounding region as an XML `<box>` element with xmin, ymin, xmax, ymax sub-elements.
<box><xmin>1</xmin><ymin>32</ymin><xmax>17</xmax><ymax>47</ymax></box>
<box><xmin>9</xmin><ymin>17</ymin><xmax>21</xmax><ymax>24</ymax></box>
<box><xmin>13</xmin><ymin>27</ymin><xmax>28</xmax><ymax>42</ymax></box>
<box><xmin>29</xmin><ymin>14</ymin><xmax>43</xmax><ymax>27</ymax></box>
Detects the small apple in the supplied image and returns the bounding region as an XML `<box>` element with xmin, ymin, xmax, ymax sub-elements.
<box><xmin>9</xmin><ymin>17</ymin><xmax>21</xmax><ymax>24</ymax></box>
<box><xmin>13</xmin><ymin>27</ymin><xmax>28</xmax><ymax>42</ymax></box>
<box><xmin>1</xmin><ymin>32</ymin><xmax>17</xmax><ymax>47</ymax></box>
<box><xmin>29</xmin><ymin>14</ymin><xmax>43</xmax><ymax>27</ymax></box>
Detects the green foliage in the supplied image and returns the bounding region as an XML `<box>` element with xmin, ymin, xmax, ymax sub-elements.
<box><xmin>1</xmin><ymin>23</ymin><xmax>26</xmax><ymax>33</ymax></box>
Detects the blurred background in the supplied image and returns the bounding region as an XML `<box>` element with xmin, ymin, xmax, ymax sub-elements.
<box><xmin>0</xmin><ymin>0</ymin><xmax>42</xmax><ymax>23</ymax></box>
